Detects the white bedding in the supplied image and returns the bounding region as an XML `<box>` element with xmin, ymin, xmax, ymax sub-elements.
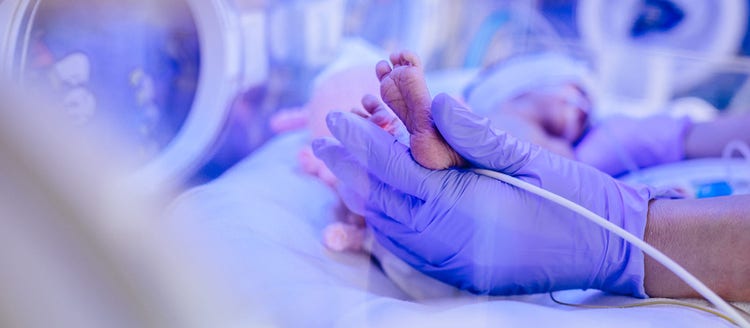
<box><xmin>167</xmin><ymin>131</ymin><xmax>739</xmax><ymax>327</ymax></box>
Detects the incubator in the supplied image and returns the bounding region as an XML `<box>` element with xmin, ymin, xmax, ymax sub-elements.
<box><xmin>0</xmin><ymin>0</ymin><xmax>249</xmax><ymax>190</ymax></box>
<box><xmin>2</xmin><ymin>0</ymin><xmax>750</xmax><ymax>327</ymax></box>
<box><xmin>579</xmin><ymin>0</ymin><xmax>748</xmax><ymax>117</ymax></box>
<box><xmin>622</xmin><ymin>158</ymin><xmax>750</xmax><ymax>199</ymax></box>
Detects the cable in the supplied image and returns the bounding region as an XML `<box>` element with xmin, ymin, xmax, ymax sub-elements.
<box><xmin>722</xmin><ymin>140</ymin><xmax>750</xmax><ymax>162</ymax></box>
<box><xmin>549</xmin><ymin>291</ymin><xmax>750</xmax><ymax>325</ymax></box>
<box><xmin>473</xmin><ymin>168</ymin><xmax>750</xmax><ymax>328</ymax></box>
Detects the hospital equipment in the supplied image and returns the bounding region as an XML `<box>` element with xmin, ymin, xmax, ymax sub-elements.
<box><xmin>578</xmin><ymin>0</ymin><xmax>748</xmax><ymax>117</ymax></box>
<box><xmin>621</xmin><ymin>157</ymin><xmax>750</xmax><ymax>199</ymax></box>
<box><xmin>0</xmin><ymin>0</ymin><xmax>285</xmax><ymax>191</ymax></box>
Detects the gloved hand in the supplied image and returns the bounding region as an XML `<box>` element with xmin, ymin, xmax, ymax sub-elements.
<box><xmin>575</xmin><ymin>115</ymin><xmax>692</xmax><ymax>177</ymax></box>
<box><xmin>313</xmin><ymin>93</ymin><xmax>658</xmax><ymax>297</ymax></box>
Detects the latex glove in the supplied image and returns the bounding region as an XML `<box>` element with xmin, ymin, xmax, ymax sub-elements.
<box><xmin>313</xmin><ymin>93</ymin><xmax>659</xmax><ymax>297</ymax></box>
<box><xmin>575</xmin><ymin>115</ymin><xmax>691</xmax><ymax>177</ymax></box>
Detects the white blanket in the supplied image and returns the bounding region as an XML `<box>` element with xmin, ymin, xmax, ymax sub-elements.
<box><xmin>167</xmin><ymin>131</ymin><xmax>739</xmax><ymax>327</ymax></box>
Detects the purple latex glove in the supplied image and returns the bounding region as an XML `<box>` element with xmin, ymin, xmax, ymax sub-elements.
<box><xmin>313</xmin><ymin>93</ymin><xmax>659</xmax><ymax>297</ymax></box>
<box><xmin>575</xmin><ymin>115</ymin><xmax>692</xmax><ymax>177</ymax></box>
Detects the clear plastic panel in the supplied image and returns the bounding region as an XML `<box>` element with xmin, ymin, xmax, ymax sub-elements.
<box><xmin>20</xmin><ymin>0</ymin><xmax>200</xmax><ymax>165</ymax></box>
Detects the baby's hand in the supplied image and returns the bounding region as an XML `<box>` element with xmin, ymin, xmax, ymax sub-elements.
<box><xmin>322</xmin><ymin>222</ymin><xmax>365</xmax><ymax>252</ymax></box>
<box><xmin>269</xmin><ymin>107</ymin><xmax>311</xmax><ymax>134</ymax></box>
<box><xmin>298</xmin><ymin>146</ymin><xmax>337</xmax><ymax>188</ymax></box>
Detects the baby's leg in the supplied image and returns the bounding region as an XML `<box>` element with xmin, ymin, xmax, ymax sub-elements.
<box><xmin>376</xmin><ymin>51</ymin><xmax>465</xmax><ymax>169</ymax></box>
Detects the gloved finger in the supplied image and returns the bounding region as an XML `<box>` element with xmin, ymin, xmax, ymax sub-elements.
<box><xmin>367</xmin><ymin>213</ymin><xmax>431</xmax><ymax>267</ymax></box>
<box><xmin>367</xmin><ymin>206</ymin><xmax>474</xmax><ymax>273</ymax></box>
<box><xmin>366</xmin><ymin>179</ymin><xmax>424</xmax><ymax>231</ymax></box>
<box><xmin>324</xmin><ymin>111</ymin><xmax>435</xmax><ymax>199</ymax></box>
<box><xmin>312</xmin><ymin>137</ymin><xmax>368</xmax><ymax>213</ymax></box>
<box><xmin>312</xmin><ymin>137</ymin><xmax>422</xmax><ymax>222</ymax></box>
<box><xmin>431</xmin><ymin>93</ymin><xmax>539</xmax><ymax>174</ymax></box>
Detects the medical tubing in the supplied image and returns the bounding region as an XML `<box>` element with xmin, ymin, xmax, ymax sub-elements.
<box><xmin>549</xmin><ymin>291</ymin><xmax>748</xmax><ymax>325</ymax></box>
<box><xmin>473</xmin><ymin>168</ymin><xmax>750</xmax><ymax>328</ymax></box>
<box><xmin>722</xmin><ymin>140</ymin><xmax>750</xmax><ymax>162</ymax></box>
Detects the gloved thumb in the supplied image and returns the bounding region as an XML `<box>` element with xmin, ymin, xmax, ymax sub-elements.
<box><xmin>431</xmin><ymin>93</ymin><xmax>541</xmax><ymax>174</ymax></box>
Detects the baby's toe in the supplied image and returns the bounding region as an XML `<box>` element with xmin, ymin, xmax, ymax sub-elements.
<box><xmin>376</xmin><ymin>60</ymin><xmax>393</xmax><ymax>81</ymax></box>
<box><xmin>400</xmin><ymin>51</ymin><xmax>422</xmax><ymax>68</ymax></box>
<box><xmin>370</xmin><ymin>108</ymin><xmax>398</xmax><ymax>128</ymax></box>
<box><xmin>361</xmin><ymin>94</ymin><xmax>382</xmax><ymax>114</ymax></box>
<box><xmin>389</xmin><ymin>52</ymin><xmax>402</xmax><ymax>66</ymax></box>
<box><xmin>350</xmin><ymin>106</ymin><xmax>370</xmax><ymax>119</ymax></box>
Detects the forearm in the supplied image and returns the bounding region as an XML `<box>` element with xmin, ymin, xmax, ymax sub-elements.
<box><xmin>643</xmin><ymin>195</ymin><xmax>750</xmax><ymax>301</ymax></box>
<box><xmin>685</xmin><ymin>112</ymin><xmax>750</xmax><ymax>159</ymax></box>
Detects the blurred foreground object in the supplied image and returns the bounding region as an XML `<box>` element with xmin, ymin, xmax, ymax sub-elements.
<box><xmin>0</xmin><ymin>86</ymin><xmax>258</xmax><ymax>327</ymax></box>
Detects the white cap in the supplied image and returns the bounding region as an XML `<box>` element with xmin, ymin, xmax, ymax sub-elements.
<box><xmin>465</xmin><ymin>52</ymin><xmax>596</xmax><ymax>115</ymax></box>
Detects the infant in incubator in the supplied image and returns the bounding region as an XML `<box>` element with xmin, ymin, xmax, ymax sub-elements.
<box><xmin>272</xmin><ymin>48</ymin><xmax>703</xmax><ymax>252</ymax></box>
<box><xmin>271</xmin><ymin>50</ymin><xmax>594</xmax><ymax>252</ymax></box>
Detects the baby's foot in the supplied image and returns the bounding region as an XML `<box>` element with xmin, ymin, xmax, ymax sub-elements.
<box><xmin>376</xmin><ymin>51</ymin><xmax>465</xmax><ymax>169</ymax></box>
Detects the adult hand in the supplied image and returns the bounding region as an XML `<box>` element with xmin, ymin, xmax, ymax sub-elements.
<box><xmin>313</xmin><ymin>94</ymin><xmax>657</xmax><ymax>297</ymax></box>
<box><xmin>575</xmin><ymin>115</ymin><xmax>691</xmax><ymax>176</ymax></box>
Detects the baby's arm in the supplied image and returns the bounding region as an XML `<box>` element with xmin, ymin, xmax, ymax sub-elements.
<box><xmin>685</xmin><ymin>112</ymin><xmax>750</xmax><ymax>158</ymax></box>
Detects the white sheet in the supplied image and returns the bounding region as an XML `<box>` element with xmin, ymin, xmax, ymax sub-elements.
<box><xmin>167</xmin><ymin>131</ymin><xmax>740</xmax><ymax>327</ymax></box>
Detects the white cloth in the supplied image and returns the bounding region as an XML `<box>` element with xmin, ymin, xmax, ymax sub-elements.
<box><xmin>465</xmin><ymin>52</ymin><xmax>596</xmax><ymax>115</ymax></box>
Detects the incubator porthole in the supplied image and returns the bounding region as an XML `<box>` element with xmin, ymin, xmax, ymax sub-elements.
<box><xmin>8</xmin><ymin>0</ymin><xmax>201</xmax><ymax>168</ymax></box>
